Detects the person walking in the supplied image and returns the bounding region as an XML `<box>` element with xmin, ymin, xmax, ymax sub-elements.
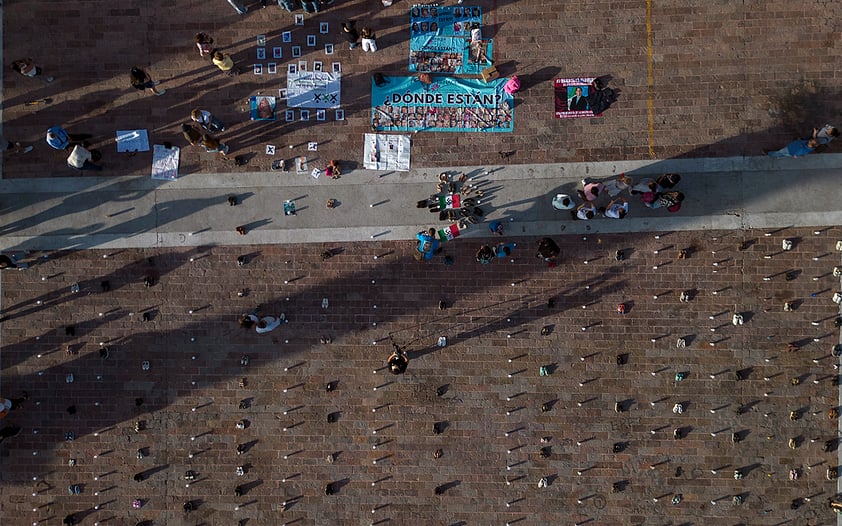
<box><xmin>342</xmin><ymin>21</ymin><xmax>360</xmax><ymax>49</ymax></box>
<box><xmin>46</xmin><ymin>126</ymin><xmax>91</xmax><ymax>151</ymax></box>
<box><xmin>212</xmin><ymin>51</ymin><xmax>240</xmax><ymax>75</ymax></box>
<box><xmin>191</xmin><ymin>109</ymin><xmax>226</xmax><ymax>133</ymax></box>
<box><xmin>194</xmin><ymin>33</ymin><xmax>216</xmax><ymax>58</ymax></box>
<box><xmin>227</xmin><ymin>0</ymin><xmax>247</xmax><ymax>14</ymax></box>
<box><xmin>130</xmin><ymin>67</ymin><xmax>165</xmax><ymax>96</ymax></box>
<box><xmin>360</xmin><ymin>27</ymin><xmax>378</xmax><ymax>52</ymax></box>
<box><xmin>11</xmin><ymin>58</ymin><xmax>54</xmax><ymax>82</ymax></box>
<box><xmin>66</xmin><ymin>145</ymin><xmax>103</xmax><ymax>171</ymax></box>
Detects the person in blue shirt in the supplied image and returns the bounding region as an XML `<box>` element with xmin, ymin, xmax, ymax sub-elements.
<box><xmin>415</xmin><ymin>228</ymin><xmax>440</xmax><ymax>260</ymax></box>
<box><xmin>46</xmin><ymin>126</ymin><xmax>91</xmax><ymax>151</ymax></box>
<box><xmin>766</xmin><ymin>138</ymin><xmax>819</xmax><ymax>158</ymax></box>
<box><xmin>495</xmin><ymin>242</ymin><xmax>516</xmax><ymax>258</ymax></box>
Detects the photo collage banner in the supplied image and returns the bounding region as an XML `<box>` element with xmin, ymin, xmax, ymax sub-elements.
<box><xmin>409</xmin><ymin>5</ymin><xmax>492</xmax><ymax>75</ymax></box>
<box><xmin>371</xmin><ymin>75</ymin><xmax>513</xmax><ymax>133</ymax></box>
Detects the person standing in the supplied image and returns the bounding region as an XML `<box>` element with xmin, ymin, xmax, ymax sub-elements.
<box><xmin>194</xmin><ymin>33</ymin><xmax>216</xmax><ymax>57</ymax></box>
<box><xmin>191</xmin><ymin>109</ymin><xmax>226</xmax><ymax>133</ymax></box>
<box><xmin>577</xmin><ymin>181</ymin><xmax>604</xmax><ymax>202</ymax></box>
<box><xmin>415</xmin><ymin>228</ymin><xmax>440</xmax><ymax>261</ymax></box>
<box><xmin>0</xmin><ymin>255</ymin><xmax>28</xmax><ymax>270</ymax></box>
<box><xmin>387</xmin><ymin>342</ymin><xmax>408</xmax><ymax>374</ymax></box>
<box><xmin>212</xmin><ymin>51</ymin><xmax>239</xmax><ymax>75</ymax></box>
<box><xmin>201</xmin><ymin>134</ymin><xmax>230</xmax><ymax>157</ymax></box>
<box><xmin>130</xmin><ymin>67</ymin><xmax>165</xmax><ymax>96</ymax></box>
<box><xmin>227</xmin><ymin>0</ymin><xmax>247</xmax><ymax>14</ymax></box>
<box><xmin>360</xmin><ymin>27</ymin><xmax>378</xmax><ymax>52</ymax></box>
<box><xmin>342</xmin><ymin>21</ymin><xmax>360</xmax><ymax>49</ymax></box>
<box><xmin>476</xmin><ymin>244</ymin><xmax>494</xmax><ymax>264</ymax></box>
<box><xmin>536</xmin><ymin>237</ymin><xmax>560</xmax><ymax>266</ymax></box>
<box><xmin>495</xmin><ymin>242</ymin><xmax>516</xmax><ymax>258</ymax></box>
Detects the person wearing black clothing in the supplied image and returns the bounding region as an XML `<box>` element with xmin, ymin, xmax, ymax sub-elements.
<box><xmin>341</xmin><ymin>21</ymin><xmax>360</xmax><ymax>49</ymax></box>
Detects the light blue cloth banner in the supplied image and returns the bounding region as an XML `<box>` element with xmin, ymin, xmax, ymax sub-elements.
<box><xmin>409</xmin><ymin>5</ymin><xmax>490</xmax><ymax>74</ymax></box>
<box><xmin>371</xmin><ymin>75</ymin><xmax>513</xmax><ymax>133</ymax></box>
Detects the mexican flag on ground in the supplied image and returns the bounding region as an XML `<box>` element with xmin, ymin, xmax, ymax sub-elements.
<box><xmin>438</xmin><ymin>193</ymin><xmax>461</xmax><ymax>210</ymax></box>
<box><xmin>438</xmin><ymin>224</ymin><xmax>460</xmax><ymax>241</ymax></box>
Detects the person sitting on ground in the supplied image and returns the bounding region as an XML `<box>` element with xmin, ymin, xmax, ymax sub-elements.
<box><xmin>656</xmin><ymin>173</ymin><xmax>681</xmax><ymax>190</ymax></box>
<box><xmin>630</xmin><ymin>177</ymin><xmax>657</xmax><ymax>195</ymax></box>
<box><xmin>574</xmin><ymin>201</ymin><xmax>597</xmax><ymax>220</ymax></box>
<box><xmin>812</xmin><ymin>124</ymin><xmax>839</xmax><ymax>146</ymax></box>
<box><xmin>476</xmin><ymin>244</ymin><xmax>495</xmax><ymax>264</ymax></box>
<box><xmin>239</xmin><ymin>313</ymin><xmax>259</xmax><ymax>329</ymax></box>
<box><xmin>536</xmin><ymin>237</ymin><xmax>560</xmax><ymax>266</ymax></box>
<box><xmin>326</xmin><ymin>160</ymin><xmax>341</xmax><ymax>178</ymax></box>
<box><xmin>603</xmin><ymin>174</ymin><xmax>633</xmax><ymax>197</ymax></box>
<box><xmin>0</xmin><ymin>135</ymin><xmax>33</xmax><ymax>155</ymax></box>
<box><xmin>66</xmin><ymin>145</ymin><xmax>102</xmax><ymax>171</ymax></box>
<box><xmin>255</xmin><ymin>314</ymin><xmax>284</xmax><ymax>334</ymax></box>
<box><xmin>488</xmin><ymin>220</ymin><xmax>505</xmax><ymax>235</ymax></box>
<box><xmin>11</xmin><ymin>58</ymin><xmax>53</xmax><ymax>81</ymax></box>
<box><xmin>551</xmin><ymin>194</ymin><xmax>575</xmax><ymax>210</ymax></box>
<box><xmin>602</xmin><ymin>197</ymin><xmax>629</xmax><ymax>219</ymax></box>
<box><xmin>647</xmin><ymin>191</ymin><xmax>685</xmax><ymax>212</ymax></box>
<box><xmin>765</xmin><ymin>138</ymin><xmax>819</xmax><ymax>158</ymax></box>
<box><xmin>577</xmin><ymin>181</ymin><xmax>604</xmax><ymax>202</ymax></box>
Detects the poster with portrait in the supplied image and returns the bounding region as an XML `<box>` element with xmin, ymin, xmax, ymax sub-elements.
<box><xmin>371</xmin><ymin>75</ymin><xmax>513</xmax><ymax>133</ymax></box>
<box><xmin>250</xmin><ymin>96</ymin><xmax>277</xmax><ymax>121</ymax></box>
<box><xmin>409</xmin><ymin>5</ymin><xmax>491</xmax><ymax>74</ymax></box>
<box><xmin>286</xmin><ymin>70</ymin><xmax>341</xmax><ymax>109</ymax></box>
<box><xmin>553</xmin><ymin>77</ymin><xmax>596</xmax><ymax>119</ymax></box>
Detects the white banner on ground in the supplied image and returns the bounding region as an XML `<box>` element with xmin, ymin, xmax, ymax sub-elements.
<box><xmin>363</xmin><ymin>133</ymin><xmax>411</xmax><ymax>171</ymax></box>
<box><xmin>286</xmin><ymin>70</ymin><xmax>340</xmax><ymax>108</ymax></box>
<box><xmin>151</xmin><ymin>144</ymin><xmax>180</xmax><ymax>180</ymax></box>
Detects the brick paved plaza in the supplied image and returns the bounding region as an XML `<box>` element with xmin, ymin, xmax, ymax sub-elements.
<box><xmin>2</xmin><ymin>0</ymin><xmax>842</xmax><ymax>525</ymax></box>
<box><xmin>1</xmin><ymin>0</ymin><xmax>840</xmax><ymax>178</ymax></box>
<box><xmin>1</xmin><ymin>229</ymin><xmax>841</xmax><ymax>525</ymax></box>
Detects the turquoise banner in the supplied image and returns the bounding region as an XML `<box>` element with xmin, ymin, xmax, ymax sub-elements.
<box><xmin>371</xmin><ymin>75</ymin><xmax>513</xmax><ymax>133</ymax></box>
<box><xmin>409</xmin><ymin>5</ymin><xmax>491</xmax><ymax>74</ymax></box>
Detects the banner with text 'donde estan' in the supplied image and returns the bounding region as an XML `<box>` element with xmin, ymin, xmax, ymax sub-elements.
<box><xmin>371</xmin><ymin>75</ymin><xmax>513</xmax><ymax>133</ymax></box>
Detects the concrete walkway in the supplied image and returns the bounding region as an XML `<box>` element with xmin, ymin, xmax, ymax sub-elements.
<box><xmin>1</xmin><ymin>153</ymin><xmax>841</xmax><ymax>250</ymax></box>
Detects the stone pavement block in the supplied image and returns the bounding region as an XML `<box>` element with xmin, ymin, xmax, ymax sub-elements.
<box><xmin>1</xmin><ymin>226</ymin><xmax>840</xmax><ymax>524</ymax></box>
